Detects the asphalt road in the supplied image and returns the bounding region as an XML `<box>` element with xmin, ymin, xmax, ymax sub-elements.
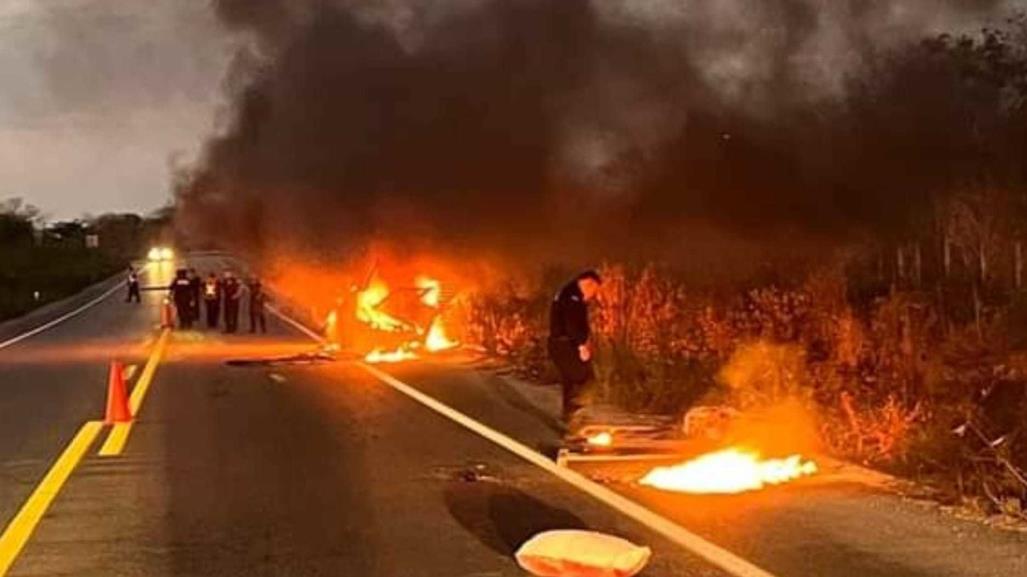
<box><xmin>0</xmin><ymin>254</ymin><xmax>1025</xmax><ymax>577</ymax></box>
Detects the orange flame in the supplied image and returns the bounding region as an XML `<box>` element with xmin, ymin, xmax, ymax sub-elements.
<box><xmin>586</xmin><ymin>431</ymin><xmax>614</xmax><ymax>447</ymax></box>
<box><xmin>415</xmin><ymin>275</ymin><xmax>441</xmax><ymax>307</ymax></box>
<box><xmin>366</xmin><ymin>346</ymin><xmax>419</xmax><ymax>364</ymax></box>
<box><xmin>355</xmin><ymin>274</ymin><xmax>458</xmax><ymax>363</ymax></box>
<box><xmin>639</xmin><ymin>448</ymin><xmax>817</xmax><ymax>494</ymax></box>
<box><xmin>356</xmin><ymin>279</ymin><xmax>412</xmax><ymax>333</ymax></box>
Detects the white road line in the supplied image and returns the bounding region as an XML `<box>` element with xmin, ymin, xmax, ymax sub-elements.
<box><xmin>0</xmin><ymin>263</ymin><xmax>156</xmax><ymax>352</ymax></box>
<box><xmin>268</xmin><ymin>305</ymin><xmax>325</xmax><ymax>343</ymax></box>
<box><xmin>272</xmin><ymin>308</ymin><xmax>779</xmax><ymax>577</ymax></box>
<box><xmin>0</xmin><ymin>281</ymin><xmax>124</xmax><ymax>352</ymax></box>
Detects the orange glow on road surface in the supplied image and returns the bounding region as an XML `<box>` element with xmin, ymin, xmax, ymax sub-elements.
<box><xmin>639</xmin><ymin>448</ymin><xmax>817</xmax><ymax>494</ymax></box>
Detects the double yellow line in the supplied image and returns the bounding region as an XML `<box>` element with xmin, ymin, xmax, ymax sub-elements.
<box><xmin>98</xmin><ymin>329</ymin><xmax>170</xmax><ymax>456</ymax></box>
<box><xmin>0</xmin><ymin>328</ymin><xmax>170</xmax><ymax>576</ymax></box>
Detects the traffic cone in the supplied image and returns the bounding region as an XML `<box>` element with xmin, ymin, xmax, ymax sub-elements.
<box><xmin>160</xmin><ymin>298</ymin><xmax>174</xmax><ymax>329</ymax></box>
<box><xmin>104</xmin><ymin>360</ymin><xmax>132</xmax><ymax>424</ymax></box>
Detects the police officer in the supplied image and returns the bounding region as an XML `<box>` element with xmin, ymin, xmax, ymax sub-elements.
<box><xmin>170</xmin><ymin>269</ymin><xmax>194</xmax><ymax>329</ymax></box>
<box><xmin>202</xmin><ymin>272</ymin><xmax>221</xmax><ymax>329</ymax></box>
<box><xmin>548</xmin><ymin>270</ymin><xmax>602</xmax><ymax>430</ymax></box>
<box><xmin>222</xmin><ymin>271</ymin><xmax>242</xmax><ymax>333</ymax></box>
<box><xmin>125</xmin><ymin>266</ymin><xmax>141</xmax><ymax>303</ymax></box>
<box><xmin>187</xmin><ymin>269</ymin><xmax>202</xmax><ymax>325</ymax></box>
<box><xmin>248</xmin><ymin>277</ymin><xmax>268</xmax><ymax>334</ymax></box>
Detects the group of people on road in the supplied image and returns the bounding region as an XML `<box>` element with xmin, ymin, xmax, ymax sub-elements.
<box><xmin>168</xmin><ymin>268</ymin><xmax>267</xmax><ymax>333</ymax></box>
<box><xmin>127</xmin><ymin>265</ymin><xmax>267</xmax><ymax>334</ymax></box>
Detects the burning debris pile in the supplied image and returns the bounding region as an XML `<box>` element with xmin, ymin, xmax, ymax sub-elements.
<box><xmin>567</xmin><ymin>401</ymin><xmax>822</xmax><ymax>494</ymax></box>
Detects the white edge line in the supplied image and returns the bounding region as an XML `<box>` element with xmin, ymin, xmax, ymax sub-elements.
<box><xmin>272</xmin><ymin>308</ymin><xmax>778</xmax><ymax>577</ymax></box>
<box><xmin>0</xmin><ymin>263</ymin><xmax>152</xmax><ymax>351</ymax></box>
<box><xmin>268</xmin><ymin>305</ymin><xmax>325</xmax><ymax>343</ymax></box>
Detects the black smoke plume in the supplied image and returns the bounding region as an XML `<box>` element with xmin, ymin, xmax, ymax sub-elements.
<box><xmin>177</xmin><ymin>0</ymin><xmax>1023</xmax><ymax>277</ymax></box>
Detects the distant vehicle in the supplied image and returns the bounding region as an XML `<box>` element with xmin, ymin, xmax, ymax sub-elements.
<box><xmin>147</xmin><ymin>246</ymin><xmax>175</xmax><ymax>262</ymax></box>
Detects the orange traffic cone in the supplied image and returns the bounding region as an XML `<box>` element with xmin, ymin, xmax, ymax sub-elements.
<box><xmin>104</xmin><ymin>360</ymin><xmax>132</xmax><ymax>424</ymax></box>
<box><xmin>160</xmin><ymin>298</ymin><xmax>174</xmax><ymax>328</ymax></box>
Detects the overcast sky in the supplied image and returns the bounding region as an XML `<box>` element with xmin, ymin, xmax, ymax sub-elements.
<box><xmin>0</xmin><ymin>0</ymin><xmax>231</xmax><ymax>221</ymax></box>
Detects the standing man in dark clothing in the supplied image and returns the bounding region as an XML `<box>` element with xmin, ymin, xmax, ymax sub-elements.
<box><xmin>202</xmin><ymin>273</ymin><xmax>221</xmax><ymax>329</ymax></box>
<box><xmin>548</xmin><ymin>270</ymin><xmax>602</xmax><ymax>430</ymax></box>
<box><xmin>222</xmin><ymin>271</ymin><xmax>242</xmax><ymax>334</ymax></box>
<box><xmin>187</xmin><ymin>269</ymin><xmax>202</xmax><ymax>326</ymax></box>
<box><xmin>125</xmin><ymin>266</ymin><xmax>141</xmax><ymax>303</ymax></box>
<box><xmin>170</xmin><ymin>269</ymin><xmax>194</xmax><ymax>329</ymax></box>
<box><xmin>248</xmin><ymin>278</ymin><xmax>268</xmax><ymax>334</ymax></box>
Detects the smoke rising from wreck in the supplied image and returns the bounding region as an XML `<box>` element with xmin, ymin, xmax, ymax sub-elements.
<box><xmin>177</xmin><ymin>0</ymin><xmax>1020</xmax><ymax>277</ymax></box>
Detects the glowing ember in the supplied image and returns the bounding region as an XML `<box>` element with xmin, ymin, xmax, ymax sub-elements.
<box><xmin>586</xmin><ymin>431</ymin><xmax>614</xmax><ymax>447</ymax></box>
<box><xmin>639</xmin><ymin>448</ymin><xmax>817</xmax><ymax>494</ymax></box>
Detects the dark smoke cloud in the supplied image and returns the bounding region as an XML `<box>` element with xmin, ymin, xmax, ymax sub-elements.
<box><xmin>178</xmin><ymin>0</ymin><xmax>1021</xmax><ymax>272</ymax></box>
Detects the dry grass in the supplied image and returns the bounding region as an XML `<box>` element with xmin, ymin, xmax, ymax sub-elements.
<box><xmin>463</xmin><ymin>263</ymin><xmax>1027</xmax><ymax>507</ymax></box>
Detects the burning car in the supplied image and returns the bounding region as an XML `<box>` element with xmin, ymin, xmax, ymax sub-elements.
<box><xmin>324</xmin><ymin>267</ymin><xmax>458</xmax><ymax>363</ymax></box>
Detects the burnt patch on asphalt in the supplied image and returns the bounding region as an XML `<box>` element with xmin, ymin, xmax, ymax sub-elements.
<box><xmin>444</xmin><ymin>481</ymin><xmax>588</xmax><ymax>556</ymax></box>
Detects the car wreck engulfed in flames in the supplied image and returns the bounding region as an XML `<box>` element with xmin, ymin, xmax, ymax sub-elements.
<box><xmin>322</xmin><ymin>268</ymin><xmax>459</xmax><ymax>364</ymax></box>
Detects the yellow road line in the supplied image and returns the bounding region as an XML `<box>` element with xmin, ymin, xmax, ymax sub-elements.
<box><xmin>0</xmin><ymin>421</ymin><xmax>103</xmax><ymax>576</ymax></box>
<box><xmin>98</xmin><ymin>423</ymin><xmax>133</xmax><ymax>457</ymax></box>
<box><xmin>98</xmin><ymin>328</ymin><xmax>170</xmax><ymax>457</ymax></box>
<box><xmin>128</xmin><ymin>328</ymin><xmax>170</xmax><ymax>414</ymax></box>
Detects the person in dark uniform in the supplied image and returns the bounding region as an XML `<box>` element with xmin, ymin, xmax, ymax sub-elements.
<box><xmin>248</xmin><ymin>278</ymin><xmax>268</xmax><ymax>334</ymax></box>
<box><xmin>187</xmin><ymin>268</ymin><xmax>202</xmax><ymax>326</ymax></box>
<box><xmin>548</xmin><ymin>270</ymin><xmax>602</xmax><ymax>429</ymax></box>
<box><xmin>222</xmin><ymin>271</ymin><xmax>242</xmax><ymax>334</ymax></box>
<box><xmin>202</xmin><ymin>272</ymin><xmax>221</xmax><ymax>329</ymax></box>
<box><xmin>125</xmin><ymin>266</ymin><xmax>141</xmax><ymax>303</ymax></box>
<box><xmin>170</xmin><ymin>269</ymin><xmax>194</xmax><ymax>329</ymax></box>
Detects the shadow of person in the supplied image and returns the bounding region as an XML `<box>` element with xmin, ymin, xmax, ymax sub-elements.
<box><xmin>444</xmin><ymin>480</ymin><xmax>587</xmax><ymax>556</ymax></box>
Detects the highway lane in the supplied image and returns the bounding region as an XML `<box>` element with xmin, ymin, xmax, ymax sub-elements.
<box><xmin>3</xmin><ymin>308</ymin><xmax>731</xmax><ymax>576</ymax></box>
<box><xmin>2</xmin><ymin>253</ymin><xmax>1025</xmax><ymax>576</ymax></box>
<box><xmin>355</xmin><ymin>361</ymin><xmax>1027</xmax><ymax>577</ymax></box>
<box><xmin>0</xmin><ymin>261</ymin><xmax>176</xmax><ymax>534</ymax></box>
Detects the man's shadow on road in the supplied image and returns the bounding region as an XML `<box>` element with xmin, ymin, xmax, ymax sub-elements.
<box><xmin>444</xmin><ymin>480</ymin><xmax>587</xmax><ymax>556</ymax></box>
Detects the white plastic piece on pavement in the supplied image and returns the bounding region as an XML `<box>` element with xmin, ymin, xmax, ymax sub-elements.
<box><xmin>515</xmin><ymin>529</ymin><xmax>652</xmax><ymax>577</ymax></box>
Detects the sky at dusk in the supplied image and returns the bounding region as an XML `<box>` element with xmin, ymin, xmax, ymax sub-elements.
<box><xmin>0</xmin><ymin>0</ymin><xmax>230</xmax><ymax>221</ymax></box>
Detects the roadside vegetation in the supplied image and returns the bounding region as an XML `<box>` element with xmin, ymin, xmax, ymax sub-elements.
<box><xmin>0</xmin><ymin>198</ymin><xmax>171</xmax><ymax>322</ymax></box>
<box><xmin>462</xmin><ymin>24</ymin><xmax>1027</xmax><ymax>518</ymax></box>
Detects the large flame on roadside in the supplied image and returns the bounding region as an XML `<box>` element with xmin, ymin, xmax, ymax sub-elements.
<box><xmin>639</xmin><ymin>448</ymin><xmax>817</xmax><ymax>494</ymax></box>
<box><xmin>349</xmin><ymin>275</ymin><xmax>458</xmax><ymax>363</ymax></box>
